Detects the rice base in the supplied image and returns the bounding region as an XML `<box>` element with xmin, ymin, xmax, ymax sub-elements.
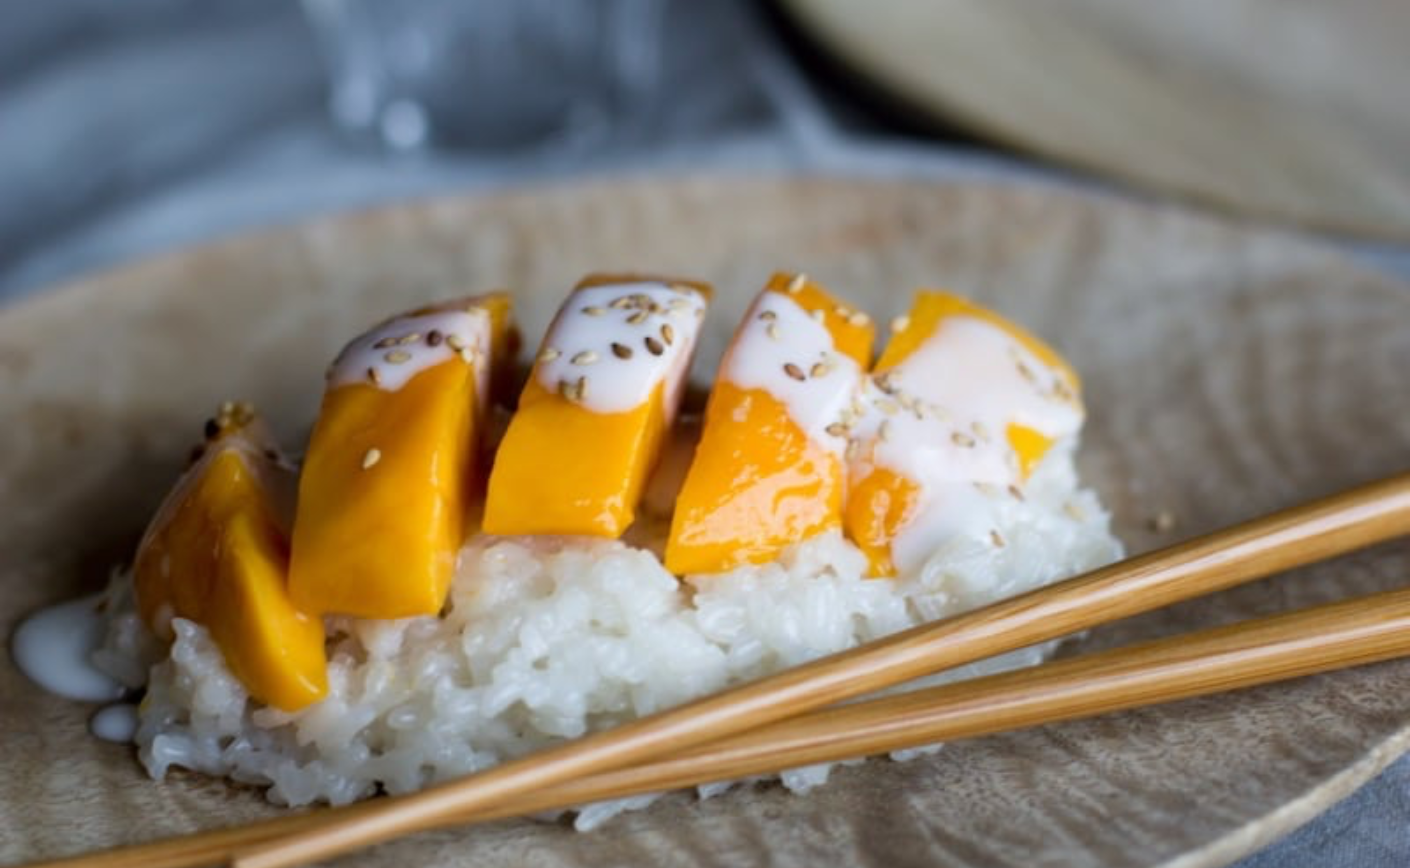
<box><xmin>99</xmin><ymin>443</ymin><xmax>1120</xmax><ymax>829</ymax></box>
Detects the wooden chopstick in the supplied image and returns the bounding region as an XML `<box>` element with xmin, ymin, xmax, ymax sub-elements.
<box><xmin>228</xmin><ymin>470</ymin><xmax>1410</xmax><ymax>868</ymax></box>
<box><xmin>29</xmin><ymin>579</ymin><xmax>1410</xmax><ymax>868</ymax></box>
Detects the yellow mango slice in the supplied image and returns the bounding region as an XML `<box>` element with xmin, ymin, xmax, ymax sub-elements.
<box><xmin>844</xmin><ymin>291</ymin><xmax>1084</xmax><ymax>577</ymax></box>
<box><xmin>133</xmin><ymin>403</ymin><xmax>327</xmax><ymax>711</ymax></box>
<box><xmin>289</xmin><ymin>294</ymin><xmax>514</xmax><ymax>619</ymax></box>
<box><xmin>666</xmin><ymin>274</ymin><xmax>873</xmax><ymax>575</ymax></box>
<box><xmin>484</xmin><ymin>274</ymin><xmax>711</xmax><ymax>537</ymax></box>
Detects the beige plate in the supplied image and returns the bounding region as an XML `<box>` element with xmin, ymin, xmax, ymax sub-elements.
<box><xmin>781</xmin><ymin>0</ymin><xmax>1410</xmax><ymax>241</ymax></box>
<box><xmin>2</xmin><ymin>178</ymin><xmax>1409</xmax><ymax>867</ymax></box>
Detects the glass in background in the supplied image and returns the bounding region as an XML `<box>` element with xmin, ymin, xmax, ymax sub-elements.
<box><xmin>302</xmin><ymin>0</ymin><xmax>669</xmax><ymax>153</ymax></box>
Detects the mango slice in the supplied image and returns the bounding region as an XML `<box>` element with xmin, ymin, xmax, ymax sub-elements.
<box><xmin>666</xmin><ymin>273</ymin><xmax>873</xmax><ymax>575</ymax></box>
<box><xmin>844</xmin><ymin>291</ymin><xmax>1084</xmax><ymax>577</ymax></box>
<box><xmin>289</xmin><ymin>294</ymin><xmax>514</xmax><ymax>619</ymax></box>
<box><xmin>133</xmin><ymin>403</ymin><xmax>327</xmax><ymax>711</ymax></box>
<box><xmin>484</xmin><ymin>274</ymin><xmax>711</xmax><ymax>537</ymax></box>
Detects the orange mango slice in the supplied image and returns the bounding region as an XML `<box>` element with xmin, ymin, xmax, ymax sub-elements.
<box><xmin>666</xmin><ymin>273</ymin><xmax>873</xmax><ymax>575</ymax></box>
<box><xmin>844</xmin><ymin>291</ymin><xmax>1084</xmax><ymax>577</ymax></box>
<box><xmin>289</xmin><ymin>294</ymin><xmax>514</xmax><ymax>619</ymax></box>
<box><xmin>133</xmin><ymin>403</ymin><xmax>327</xmax><ymax>711</ymax></box>
<box><xmin>484</xmin><ymin>274</ymin><xmax>711</xmax><ymax>537</ymax></box>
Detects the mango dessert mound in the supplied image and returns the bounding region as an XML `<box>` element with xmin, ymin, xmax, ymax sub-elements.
<box><xmin>92</xmin><ymin>272</ymin><xmax>1121</xmax><ymax>827</ymax></box>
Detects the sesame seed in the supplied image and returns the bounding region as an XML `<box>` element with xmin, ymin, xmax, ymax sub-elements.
<box><xmin>758</xmin><ymin>310</ymin><xmax>778</xmax><ymax>321</ymax></box>
<box><xmin>877</xmin><ymin>399</ymin><xmax>899</xmax><ymax>415</ymax></box>
<box><xmin>219</xmin><ymin>401</ymin><xmax>235</xmax><ymax>415</ymax></box>
<box><xmin>644</xmin><ymin>336</ymin><xmax>664</xmax><ymax>356</ymax></box>
<box><xmin>765</xmin><ymin>323</ymin><xmax>781</xmax><ymax>341</ymax></box>
<box><xmin>668</xmin><ymin>297</ymin><xmax>692</xmax><ymax>311</ymax></box>
<box><xmin>825</xmin><ymin>422</ymin><xmax>848</xmax><ymax>438</ymax></box>
<box><xmin>1008</xmin><ymin>484</ymin><xmax>1026</xmax><ymax>501</ymax></box>
<box><xmin>971</xmin><ymin>420</ymin><xmax>991</xmax><ymax>441</ymax></box>
<box><xmin>890</xmin><ymin>315</ymin><xmax>911</xmax><ymax>333</ymax></box>
<box><xmin>583</xmin><ymin>305</ymin><xmax>607</xmax><ymax>316</ymax></box>
<box><xmin>810</xmin><ymin>361</ymin><xmax>829</xmax><ymax>378</ymax></box>
<box><xmin>611</xmin><ymin>342</ymin><xmax>633</xmax><ymax>359</ymax></box>
<box><xmin>362</xmin><ymin>448</ymin><xmax>382</xmax><ymax>469</ymax></box>
<box><xmin>875</xmin><ymin>372</ymin><xmax>898</xmax><ymax>394</ymax></box>
<box><xmin>1016</xmin><ymin>360</ymin><xmax>1038</xmax><ymax>383</ymax></box>
<box><xmin>447</xmin><ymin>334</ymin><xmax>468</xmax><ymax>351</ymax></box>
<box><xmin>834</xmin><ymin>304</ymin><xmax>850</xmax><ymax>317</ymax></box>
<box><xmin>660</xmin><ymin>323</ymin><xmax>674</xmax><ymax>346</ymax></box>
<box><xmin>849</xmin><ymin>311</ymin><xmax>870</xmax><ymax>327</ymax></box>
<box><xmin>367</xmin><ymin>367</ymin><xmax>381</xmax><ymax>385</ymax></box>
<box><xmin>810</xmin><ymin>309</ymin><xmax>826</xmax><ymax>323</ymax></box>
<box><xmin>263</xmin><ymin>448</ymin><xmax>279</xmax><ymax>462</ymax></box>
<box><xmin>572</xmin><ymin>350</ymin><xmax>599</xmax><ymax>365</ymax></box>
<box><xmin>385</xmin><ymin>350</ymin><xmax>412</xmax><ymax>364</ymax></box>
<box><xmin>845</xmin><ymin>440</ymin><xmax>861</xmax><ymax>461</ymax></box>
<box><xmin>783</xmin><ymin>362</ymin><xmax>806</xmax><ymax>381</ymax></box>
<box><xmin>203</xmin><ymin>418</ymin><xmax>219</xmax><ymax>439</ymax></box>
<box><xmin>951</xmin><ymin>431</ymin><xmax>976</xmax><ymax>448</ymax></box>
<box><xmin>609</xmin><ymin>296</ymin><xmax>632</xmax><ymax>309</ymax></box>
<box><xmin>787</xmin><ymin>274</ymin><xmax>807</xmax><ymax>294</ymax></box>
<box><xmin>1063</xmin><ymin>501</ymin><xmax>1086</xmax><ymax>521</ymax></box>
<box><xmin>990</xmin><ymin>529</ymin><xmax>1006</xmax><ymax>548</ymax></box>
<box><xmin>559</xmin><ymin>377</ymin><xmax>587</xmax><ymax>401</ymax></box>
<box><xmin>879</xmin><ymin>420</ymin><xmax>893</xmax><ymax>442</ymax></box>
<box><xmin>399</xmin><ymin>333</ymin><xmax>421</xmax><ymax>345</ymax></box>
<box><xmin>671</xmin><ymin>283</ymin><xmax>695</xmax><ymax>295</ymax></box>
<box><xmin>538</xmin><ymin>347</ymin><xmax>561</xmax><ymax>363</ymax></box>
<box><xmin>374</xmin><ymin>337</ymin><xmax>398</xmax><ymax>349</ymax></box>
<box><xmin>627</xmin><ymin>311</ymin><xmax>649</xmax><ymax>325</ymax></box>
<box><xmin>459</xmin><ymin>347</ymin><xmax>476</xmax><ymax>364</ymax></box>
<box><xmin>426</xmin><ymin>330</ymin><xmax>443</xmax><ymax>347</ymax></box>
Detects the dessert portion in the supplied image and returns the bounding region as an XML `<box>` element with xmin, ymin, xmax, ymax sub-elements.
<box><xmin>133</xmin><ymin>402</ymin><xmax>325</xmax><ymax>711</ymax></box>
<box><xmin>844</xmin><ymin>291</ymin><xmax>1083</xmax><ymax>577</ymax></box>
<box><xmin>666</xmin><ymin>272</ymin><xmax>873</xmax><ymax>575</ymax></box>
<box><xmin>485</xmin><ymin>275</ymin><xmax>710</xmax><ymax>538</ymax></box>
<box><xmin>36</xmin><ymin>272</ymin><xmax>1120</xmax><ymax>825</ymax></box>
<box><xmin>290</xmin><ymin>295</ymin><xmax>515</xmax><ymax>621</ymax></box>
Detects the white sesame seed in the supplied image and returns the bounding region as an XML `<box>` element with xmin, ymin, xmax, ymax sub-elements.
<box><xmin>890</xmin><ymin>315</ymin><xmax>910</xmax><ymax>333</ymax></box>
<box><xmin>538</xmin><ymin>347</ymin><xmax>561</xmax><ymax>363</ymax></box>
<box><xmin>787</xmin><ymin>274</ymin><xmax>807</xmax><ymax>294</ymax></box>
<box><xmin>362</xmin><ymin>448</ymin><xmax>381</xmax><ymax>469</ymax></box>
<box><xmin>572</xmin><ymin>350</ymin><xmax>598</xmax><ymax>365</ymax></box>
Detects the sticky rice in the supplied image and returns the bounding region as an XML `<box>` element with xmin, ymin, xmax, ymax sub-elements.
<box><xmin>98</xmin><ymin>441</ymin><xmax>1120</xmax><ymax>829</ymax></box>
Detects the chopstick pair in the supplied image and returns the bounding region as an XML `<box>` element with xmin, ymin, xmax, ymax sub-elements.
<box><xmin>24</xmin><ymin>471</ymin><xmax>1410</xmax><ymax>868</ymax></box>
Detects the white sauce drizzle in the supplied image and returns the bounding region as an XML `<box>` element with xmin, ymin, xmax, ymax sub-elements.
<box><xmin>11</xmin><ymin>593</ymin><xmax>125</xmax><ymax>702</ymax></box>
<box><xmin>849</xmin><ymin>315</ymin><xmax>1083</xmax><ymax>574</ymax></box>
<box><xmin>722</xmin><ymin>292</ymin><xmax>862</xmax><ymax>450</ymax></box>
<box><xmin>534</xmin><ymin>281</ymin><xmax>707</xmax><ymax>415</ymax></box>
<box><xmin>328</xmin><ymin>306</ymin><xmax>492</xmax><ymax>400</ymax></box>
<box><xmin>90</xmin><ymin>702</ymin><xmax>140</xmax><ymax>743</ymax></box>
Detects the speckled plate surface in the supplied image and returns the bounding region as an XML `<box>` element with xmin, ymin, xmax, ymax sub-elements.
<box><xmin>2</xmin><ymin>177</ymin><xmax>1409</xmax><ymax>868</ymax></box>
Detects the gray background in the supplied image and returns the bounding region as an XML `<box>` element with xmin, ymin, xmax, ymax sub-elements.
<box><xmin>3</xmin><ymin>2</ymin><xmax>1407</xmax><ymax>865</ymax></box>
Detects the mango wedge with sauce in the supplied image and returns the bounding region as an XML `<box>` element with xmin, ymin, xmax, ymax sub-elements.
<box><xmin>288</xmin><ymin>294</ymin><xmax>515</xmax><ymax>619</ymax></box>
<box><xmin>665</xmin><ymin>273</ymin><xmax>874</xmax><ymax>575</ymax></box>
<box><xmin>483</xmin><ymin>275</ymin><xmax>711</xmax><ymax>538</ymax></box>
<box><xmin>843</xmin><ymin>291</ymin><xmax>1084</xmax><ymax>577</ymax></box>
<box><xmin>133</xmin><ymin>403</ymin><xmax>326</xmax><ymax>711</ymax></box>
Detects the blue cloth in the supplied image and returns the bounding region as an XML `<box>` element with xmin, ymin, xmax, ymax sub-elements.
<box><xmin>2</xmin><ymin>2</ymin><xmax>1407</xmax><ymax>865</ymax></box>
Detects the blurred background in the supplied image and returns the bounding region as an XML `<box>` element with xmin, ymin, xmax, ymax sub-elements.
<box><xmin>2</xmin><ymin>1</ymin><xmax>1408</xmax><ymax>863</ymax></box>
<box><xmin>4</xmin><ymin>0</ymin><xmax>1410</xmax><ymax>303</ymax></box>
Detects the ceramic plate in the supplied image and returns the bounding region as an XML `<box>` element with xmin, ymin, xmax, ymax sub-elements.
<box><xmin>3</xmin><ymin>177</ymin><xmax>1409</xmax><ymax>867</ymax></box>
